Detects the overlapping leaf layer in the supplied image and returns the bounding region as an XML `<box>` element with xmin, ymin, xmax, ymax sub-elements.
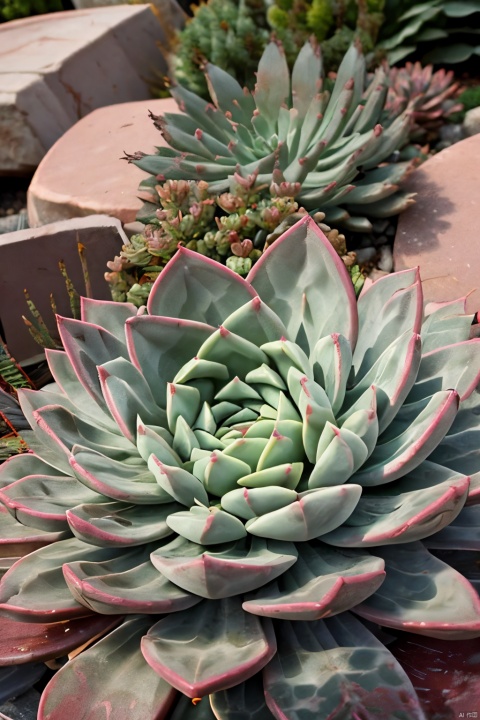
<box><xmin>0</xmin><ymin>217</ymin><xmax>479</xmax><ymax>719</ymax></box>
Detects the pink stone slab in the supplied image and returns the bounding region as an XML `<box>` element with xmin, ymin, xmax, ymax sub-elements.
<box><xmin>0</xmin><ymin>215</ymin><xmax>126</xmax><ymax>361</ymax></box>
<box><xmin>394</xmin><ymin>134</ymin><xmax>480</xmax><ymax>314</ymax></box>
<box><xmin>0</xmin><ymin>5</ymin><xmax>176</xmax><ymax>174</ymax></box>
<box><xmin>28</xmin><ymin>97</ymin><xmax>178</xmax><ymax>227</ymax></box>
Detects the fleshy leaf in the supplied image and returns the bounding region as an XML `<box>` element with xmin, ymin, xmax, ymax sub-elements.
<box><xmin>263</xmin><ymin>614</ymin><xmax>426</xmax><ymax>719</ymax></box>
<box><xmin>141</xmin><ymin>597</ymin><xmax>276</xmax><ymax>697</ymax></box>
<box><xmin>243</xmin><ymin>542</ymin><xmax>385</xmax><ymax>620</ymax></box>
<box><xmin>66</xmin><ymin>501</ymin><xmax>179</xmax><ymax>547</ymax></box>
<box><xmin>246</xmin><ymin>486</ymin><xmax>362</xmax><ymax>541</ymax></box>
<box><xmin>63</xmin><ymin>545</ymin><xmax>200</xmax><ymax>615</ymax></box>
<box><xmin>322</xmin><ymin>461</ymin><xmax>469</xmax><ymax>547</ymax></box>
<box><xmin>247</xmin><ymin>217</ymin><xmax>358</xmax><ymax>354</ymax></box>
<box><xmin>150</xmin><ymin>535</ymin><xmax>297</xmax><ymax>599</ymax></box>
<box><xmin>355</xmin><ymin>542</ymin><xmax>480</xmax><ymax>639</ymax></box>
<box><xmin>166</xmin><ymin>505</ymin><xmax>247</xmax><ymax>545</ymax></box>
<box><xmin>0</xmin><ymin>538</ymin><xmax>121</xmax><ymax>621</ymax></box>
<box><xmin>0</xmin><ymin>613</ymin><xmax>120</xmax><ymax>665</ymax></box>
<box><xmin>38</xmin><ymin>617</ymin><xmax>177</xmax><ymax>720</ymax></box>
<box><xmin>147</xmin><ymin>246</ymin><xmax>256</xmax><ymax>324</ymax></box>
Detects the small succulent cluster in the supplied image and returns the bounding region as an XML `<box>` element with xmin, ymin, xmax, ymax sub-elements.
<box><xmin>0</xmin><ymin>218</ymin><xmax>479</xmax><ymax>719</ymax></box>
<box><xmin>171</xmin><ymin>0</ymin><xmax>270</xmax><ymax>98</ymax></box>
<box><xmin>268</xmin><ymin>0</ymin><xmax>385</xmax><ymax>72</ymax></box>
<box><xmin>387</xmin><ymin>61</ymin><xmax>463</xmax><ymax>140</ymax></box>
<box><xmin>129</xmin><ymin>39</ymin><xmax>416</xmax><ymax>235</ymax></box>
<box><xmin>380</xmin><ymin>0</ymin><xmax>480</xmax><ymax>65</ymax></box>
<box><xmin>107</xmin><ymin>174</ymin><xmax>361</xmax><ymax>307</ymax></box>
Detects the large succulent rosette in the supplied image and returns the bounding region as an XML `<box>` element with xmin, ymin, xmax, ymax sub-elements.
<box><xmin>0</xmin><ymin>218</ymin><xmax>479</xmax><ymax>719</ymax></box>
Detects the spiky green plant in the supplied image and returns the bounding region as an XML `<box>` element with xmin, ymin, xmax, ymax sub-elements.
<box><xmin>107</xmin><ymin>175</ymin><xmax>361</xmax><ymax>306</ymax></box>
<box><xmin>130</xmin><ymin>40</ymin><xmax>415</xmax><ymax>234</ymax></box>
<box><xmin>0</xmin><ymin>217</ymin><xmax>479</xmax><ymax>718</ymax></box>
<box><xmin>268</xmin><ymin>0</ymin><xmax>385</xmax><ymax>72</ymax></box>
<box><xmin>172</xmin><ymin>0</ymin><xmax>270</xmax><ymax>98</ymax></box>
<box><xmin>380</xmin><ymin>0</ymin><xmax>480</xmax><ymax>65</ymax></box>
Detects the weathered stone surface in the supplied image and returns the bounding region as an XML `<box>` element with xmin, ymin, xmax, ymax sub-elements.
<box><xmin>0</xmin><ymin>215</ymin><xmax>126</xmax><ymax>361</ymax></box>
<box><xmin>463</xmin><ymin>106</ymin><xmax>480</xmax><ymax>137</ymax></box>
<box><xmin>0</xmin><ymin>5</ymin><xmax>177</xmax><ymax>174</ymax></box>
<box><xmin>394</xmin><ymin>133</ymin><xmax>480</xmax><ymax>314</ymax></box>
<box><xmin>28</xmin><ymin>97</ymin><xmax>177</xmax><ymax>227</ymax></box>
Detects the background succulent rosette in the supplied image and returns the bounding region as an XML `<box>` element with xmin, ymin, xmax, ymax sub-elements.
<box><xmin>0</xmin><ymin>217</ymin><xmax>479</xmax><ymax>719</ymax></box>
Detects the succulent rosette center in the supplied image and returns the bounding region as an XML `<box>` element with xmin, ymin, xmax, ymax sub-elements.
<box><xmin>0</xmin><ymin>217</ymin><xmax>479</xmax><ymax>720</ymax></box>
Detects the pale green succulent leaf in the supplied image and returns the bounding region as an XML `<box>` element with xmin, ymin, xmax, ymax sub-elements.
<box><xmin>64</xmin><ymin>551</ymin><xmax>199</xmax><ymax>616</ymax></box>
<box><xmin>248</xmin><ymin>218</ymin><xmax>358</xmax><ymax>354</ymax></box>
<box><xmin>166</xmin><ymin>383</ymin><xmax>201</xmax><ymax>434</ymax></box>
<box><xmin>256</xmin><ymin>420</ymin><xmax>305</xmax><ymax>470</ymax></box>
<box><xmin>197</xmin><ymin>327</ymin><xmax>268</xmax><ymax>380</ymax></box>
<box><xmin>291</xmin><ymin>40</ymin><xmax>323</xmax><ymax>120</ymax></box>
<box><xmin>166</xmin><ymin>505</ymin><xmax>247</xmax><ymax>545</ymax></box>
<box><xmin>222</xmin><ymin>437</ymin><xmax>269</xmax><ymax>466</ymax></box>
<box><xmin>243</xmin><ymin>543</ymin><xmax>385</xmax><ymax>620</ymax></box>
<box><xmin>136</xmin><ymin>420</ymin><xmax>180</xmax><ymax>467</ymax></box>
<box><xmin>323</xmin><ymin>462</ymin><xmax>469</xmax><ymax>547</ymax></box>
<box><xmin>126</xmin><ymin>315</ymin><xmax>214</xmax><ymax>408</ymax></box>
<box><xmin>355</xmin><ymin>542</ymin><xmax>480</xmax><ymax>639</ymax></box>
<box><xmin>221</xmin><ymin>487</ymin><xmax>297</xmax><ymax>521</ymax></box>
<box><xmin>355</xmin><ymin>390</ymin><xmax>459</xmax><ymax>486</ymax></box>
<box><xmin>45</xmin><ymin>349</ymin><xmax>118</xmax><ymax>432</ymax></box>
<box><xmin>203</xmin><ymin>451</ymin><xmax>252</xmax><ymax>496</ymax></box>
<box><xmin>66</xmin><ymin>501</ymin><xmax>179</xmax><ymax>548</ymax></box>
<box><xmin>424</xmin><ymin>504</ymin><xmax>480</xmax><ymax>551</ymax></box>
<box><xmin>312</xmin><ymin>334</ymin><xmax>352</xmax><ymax>416</ymax></box>
<box><xmin>222</xmin><ymin>298</ymin><xmax>288</xmax><ymax>348</ymax></box>
<box><xmin>38</xmin><ymin>616</ymin><xmax>176</xmax><ymax>720</ymax></box>
<box><xmin>204</xmin><ymin>63</ymin><xmax>256</xmax><ymax>124</ymax></box>
<box><xmin>0</xmin><ymin>474</ymin><xmax>106</xmax><ymax>533</ymax></box>
<box><xmin>141</xmin><ymin>598</ymin><xmax>276</xmax><ymax>696</ymax></box>
<box><xmin>56</xmin><ymin>316</ymin><xmax>129</xmax><ymax>407</ymax></box>
<box><xmin>80</xmin><ymin>297</ymin><xmax>136</xmax><ymax>339</ymax></box>
<box><xmin>263</xmin><ymin>614</ymin><xmax>426</xmax><ymax>719</ymax></box>
<box><xmin>148</xmin><ymin>455</ymin><xmax>209</xmax><ymax>507</ymax></box>
<box><xmin>170</xmin><ymin>84</ymin><xmax>234</xmax><ymax>141</ymax></box>
<box><xmin>99</xmin><ymin>358</ymin><xmax>166</xmax><ymax>442</ymax></box>
<box><xmin>150</xmin><ymin>535</ymin><xmax>297</xmax><ymax>599</ymax></box>
<box><xmin>342</xmin><ymin>331</ymin><xmax>422</xmax><ymax>433</ymax></box>
<box><xmin>173</xmin><ymin>357</ymin><xmax>229</xmax><ymax>385</ymax></box>
<box><xmin>24</xmin><ymin>404</ymin><xmax>137</xmax><ymax>469</ymax></box>
<box><xmin>353</xmin><ymin>268</ymin><xmax>423</xmax><ymax>382</ymax></box>
<box><xmin>422</xmin><ymin>298</ymin><xmax>473</xmax><ymax>354</ymax></box>
<box><xmin>310</xmin><ymin>423</ymin><xmax>368</xmax><ymax>488</ymax></box>
<box><xmin>345</xmin><ymin>190</ymin><xmax>416</xmax><ymax>217</ymax></box>
<box><xmin>407</xmin><ymin>339</ymin><xmax>480</xmax><ymax>404</ymax></box>
<box><xmin>237</xmin><ymin>463</ymin><xmax>303</xmax><ymax>491</ymax></box>
<box><xmin>0</xmin><ymin>537</ymin><xmax>122</xmax><ymax>622</ymax></box>
<box><xmin>246</xmin><ymin>485</ymin><xmax>362</xmax><ymax>542</ymax></box>
<box><xmin>147</xmin><ymin>246</ymin><xmax>257</xmax><ymax>324</ymax></box>
<box><xmin>253</xmin><ymin>42</ymin><xmax>290</xmax><ymax>134</ymax></box>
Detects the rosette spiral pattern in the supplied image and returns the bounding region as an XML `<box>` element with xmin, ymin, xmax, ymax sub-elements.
<box><xmin>0</xmin><ymin>218</ymin><xmax>479</xmax><ymax>719</ymax></box>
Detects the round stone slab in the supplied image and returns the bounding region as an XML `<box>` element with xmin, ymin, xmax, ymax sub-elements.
<box><xmin>394</xmin><ymin>134</ymin><xmax>480</xmax><ymax>315</ymax></box>
<box><xmin>27</xmin><ymin>97</ymin><xmax>178</xmax><ymax>227</ymax></box>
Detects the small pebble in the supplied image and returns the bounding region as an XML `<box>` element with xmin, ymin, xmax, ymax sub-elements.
<box><xmin>377</xmin><ymin>244</ymin><xmax>394</xmax><ymax>273</ymax></box>
<box><xmin>355</xmin><ymin>246</ymin><xmax>377</xmax><ymax>265</ymax></box>
<box><xmin>372</xmin><ymin>234</ymin><xmax>388</xmax><ymax>247</ymax></box>
<box><xmin>439</xmin><ymin>123</ymin><xmax>465</xmax><ymax>144</ymax></box>
<box><xmin>372</xmin><ymin>219</ymin><xmax>389</xmax><ymax>235</ymax></box>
